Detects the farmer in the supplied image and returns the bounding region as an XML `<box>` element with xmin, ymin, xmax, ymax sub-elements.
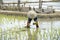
<box><xmin>26</xmin><ymin>7</ymin><xmax>39</xmax><ymax>28</ymax></box>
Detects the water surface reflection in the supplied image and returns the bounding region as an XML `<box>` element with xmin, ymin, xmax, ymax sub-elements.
<box><xmin>0</xmin><ymin>16</ymin><xmax>60</xmax><ymax>40</ymax></box>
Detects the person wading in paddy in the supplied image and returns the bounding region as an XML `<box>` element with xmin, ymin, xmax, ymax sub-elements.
<box><xmin>26</xmin><ymin>7</ymin><xmax>39</xmax><ymax>28</ymax></box>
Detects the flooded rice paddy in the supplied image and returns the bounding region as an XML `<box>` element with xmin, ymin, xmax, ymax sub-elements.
<box><xmin>0</xmin><ymin>14</ymin><xmax>60</xmax><ymax>40</ymax></box>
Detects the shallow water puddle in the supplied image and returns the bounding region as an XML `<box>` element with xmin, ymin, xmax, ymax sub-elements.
<box><xmin>0</xmin><ymin>16</ymin><xmax>60</xmax><ymax>40</ymax></box>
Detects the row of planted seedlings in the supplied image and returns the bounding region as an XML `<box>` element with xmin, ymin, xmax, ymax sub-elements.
<box><xmin>0</xmin><ymin>27</ymin><xmax>60</xmax><ymax>40</ymax></box>
<box><xmin>35</xmin><ymin>27</ymin><xmax>60</xmax><ymax>40</ymax></box>
<box><xmin>0</xmin><ymin>27</ymin><xmax>28</xmax><ymax>40</ymax></box>
<box><xmin>47</xmin><ymin>28</ymin><xmax>59</xmax><ymax>40</ymax></box>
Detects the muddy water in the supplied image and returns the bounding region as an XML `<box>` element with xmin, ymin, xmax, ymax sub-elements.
<box><xmin>0</xmin><ymin>15</ymin><xmax>60</xmax><ymax>40</ymax></box>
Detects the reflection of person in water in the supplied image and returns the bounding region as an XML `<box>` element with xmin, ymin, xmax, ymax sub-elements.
<box><xmin>26</xmin><ymin>7</ymin><xmax>39</xmax><ymax>28</ymax></box>
<box><xmin>27</xmin><ymin>28</ymin><xmax>38</xmax><ymax>40</ymax></box>
<box><xmin>27</xmin><ymin>29</ymin><xmax>32</xmax><ymax>40</ymax></box>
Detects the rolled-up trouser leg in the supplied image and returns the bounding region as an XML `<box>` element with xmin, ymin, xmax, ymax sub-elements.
<box><xmin>27</xmin><ymin>18</ymin><xmax>32</xmax><ymax>28</ymax></box>
<box><xmin>34</xmin><ymin>17</ymin><xmax>39</xmax><ymax>28</ymax></box>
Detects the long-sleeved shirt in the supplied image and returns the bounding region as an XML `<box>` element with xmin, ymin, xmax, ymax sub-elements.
<box><xmin>27</xmin><ymin>10</ymin><xmax>37</xmax><ymax>18</ymax></box>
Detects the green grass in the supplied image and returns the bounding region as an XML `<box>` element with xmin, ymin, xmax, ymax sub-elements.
<box><xmin>0</xmin><ymin>14</ymin><xmax>27</xmax><ymax>19</ymax></box>
<box><xmin>0</xmin><ymin>14</ymin><xmax>27</xmax><ymax>24</ymax></box>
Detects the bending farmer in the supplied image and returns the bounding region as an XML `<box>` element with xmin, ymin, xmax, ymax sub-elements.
<box><xmin>26</xmin><ymin>7</ymin><xmax>39</xmax><ymax>28</ymax></box>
